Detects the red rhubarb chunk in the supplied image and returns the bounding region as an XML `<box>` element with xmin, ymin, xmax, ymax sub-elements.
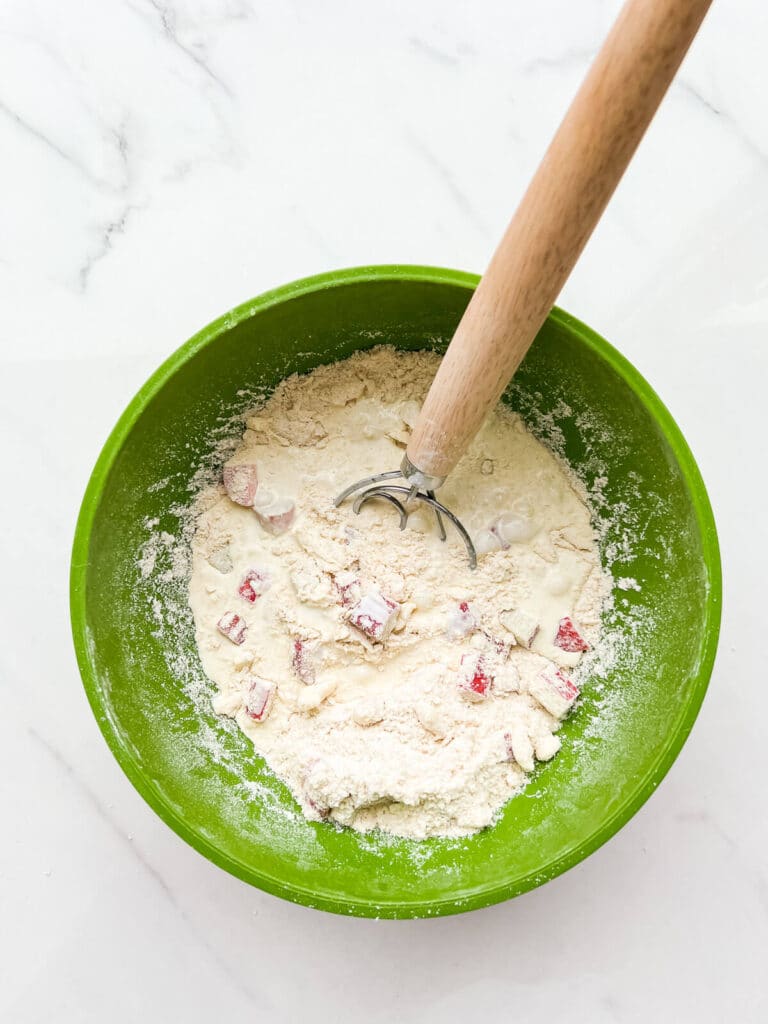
<box><xmin>484</xmin><ymin>631</ymin><xmax>512</xmax><ymax>658</ymax></box>
<box><xmin>244</xmin><ymin>676</ymin><xmax>274</xmax><ymax>721</ymax></box>
<box><xmin>238</xmin><ymin>568</ymin><xmax>271</xmax><ymax>603</ymax></box>
<box><xmin>292</xmin><ymin>639</ymin><xmax>317</xmax><ymax>684</ymax></box>
<box><xmin>333</xmin><ymin>571</ymin><xmax>361</xmax><ymax>607</ymax></box>
<box><xmin>551</xmin><ymin>668</ymin><xmax>579</xmax><ymax>702</ymax></box>
<box><xmin>458</xmin><ymin>653</ymin><xmax>493</xmax><ymax>700</ymax></box>
<box><xmin>468</xmin><ymin>667</ymin><xmax>491</xmax><ymax>696</ymax></box>
<box><xmin>554</xmin><ymin>616</ymin><xmax>589</xmax><ymax>653</ymax></box>
<box><xmin>222</xmin><ymin>460</ymin><xmax>259</xmax><ymax>506</ymax></box>
<box><xmin>446</xmin><ymin>601</ymin><xmax>477</xmax><ymax>639</ymax></box>
<box><xmin>348</xmin><ymin>591</ymin><xmax>400</xmax><ymax>641</ymax></box>
<box><xmin>254</xmin><ymin>497</ymin><xmax>295</xmax><ymax>535</ymax></box>
<box><xmin>217</xmin><ymin>611</ymin><xmax>247</xmax><ymax>645</ymax></box>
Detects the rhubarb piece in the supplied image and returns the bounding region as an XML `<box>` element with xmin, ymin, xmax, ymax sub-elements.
<box><xmin>445</xmin><ymin>601</ymin><xmax>477</xmax><ymax>639</ymax></box>
<box><xmin>291</xmin><ymin>638</ymin><xmax>317</xmax><ymax>684</ymax></box>
<box><xmin>529</xmin><ymin>664</ymin><xmax>580</xmax><ymax>719</ymax></box>
<box><xmin>550</xmin><ymin>666</ymin><xmax>579</xmax><ymax>702</ymax></box>
<box><xmin>474</xmin><ymin>528</ymin><xmax>504</xmax><ymax>555</ymax></box>
<box><xmin>244</xmin><ymin>675</ymin><xmax>275</xmax><ymax>721</ymax></box>
<box><xmin>482</xmin><ymin>631</ymin><xmax>514</xmax><ymax>659</ymax></box>
<box><xmin>488</xmin><ymin>523</ymin><xmax>510</xmax><ymax>551</ymax></box>
<box><xmin>458</xmin><ymin>653</ymin><xmax>493</xmax><ymax>701</ymax></box>
<box><xmin>222</xmin><ymin>458</ymin><xmax>259</xmax><ymax>506</ymax></box>
<box><xmin>505</xmin><ymin>726</ymin><xmax>535</xmax><ymax>772</ymax></box>
<box><xmin>238</xmin><ymin>567</ymin><xmax>272</xmax><ymax>603</ymax></box>
<box><xmin>253</xmin><ymin>490</ymin><xmax>296</xmax><ymax>535</ymax></box>
<box><xmin>498</xmin><ymin>608</ymin><xmax>539</xmax><ymax>648</ymax></box>
<box><xmin>333</xmin><ymin>571</ymin><xmax>362</xmax><ymax>607</ymax></box>
<box><xmin>217</xmin><ymin>611</ymin><xmax>247</xmax><ymax>645</ymax></box>
<box><xmin>554</xmin><ymin>616</ymin><xmax>589</xmax><ymax>653</ymax></box>
<box><xmin>348</xmin><ymin>590</ymin><xmax>400</xmax><ymax>642</ymax></box>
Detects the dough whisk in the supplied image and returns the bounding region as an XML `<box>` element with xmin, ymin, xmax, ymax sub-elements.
<box><xmin>336</xmin><ymin>0</ymin><xmax>711</xmax><ymax>566</ymax></box>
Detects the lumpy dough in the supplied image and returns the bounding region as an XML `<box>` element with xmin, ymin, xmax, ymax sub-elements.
<box><xmin>188</xmin><ymin>347</ymin><xmax>610</xmax><ymax>839</ymax></box>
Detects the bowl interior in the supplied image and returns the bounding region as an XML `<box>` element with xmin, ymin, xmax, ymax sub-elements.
<box><xmin>71</xmin><ymin>267</ymin><xmax>720</xmax><ymax>918</ymax></box>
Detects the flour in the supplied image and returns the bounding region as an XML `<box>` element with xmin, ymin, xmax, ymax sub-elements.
<box><xmin>186</xmin><ymin>347</ymin><xmax>612</xmax><ymax>839</ymax></box>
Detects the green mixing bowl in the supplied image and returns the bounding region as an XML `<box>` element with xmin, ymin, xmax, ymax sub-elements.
<box><xmin>71</xmin><ymin>266</ymin><xmax>720</xmax><ymax>918</ymax></box>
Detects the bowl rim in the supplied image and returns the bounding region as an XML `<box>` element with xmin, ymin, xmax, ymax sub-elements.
<box><xmin>70</xmin><ymin>264</ymin><xmax>722</xmax><ymax>918</ymax></box>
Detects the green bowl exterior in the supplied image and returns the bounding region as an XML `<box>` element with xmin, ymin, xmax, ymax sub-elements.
<box><xmin>71</xmin><ymin>265</ymin><xmax>721</xmax><ymax>919</ymax></box>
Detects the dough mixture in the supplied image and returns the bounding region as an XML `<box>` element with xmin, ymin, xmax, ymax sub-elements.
<box><xmin>189</xmin><ymin>347</ymin><xmax>610</xmax><ymax>839</ymax></box>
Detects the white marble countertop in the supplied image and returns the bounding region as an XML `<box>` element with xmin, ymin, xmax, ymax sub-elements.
<box><xmin>2</xmin><ymin>0</ymin><xmax>766</xmax><ymax>1019</ymax></box>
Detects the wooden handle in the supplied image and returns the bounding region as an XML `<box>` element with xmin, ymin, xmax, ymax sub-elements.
<box><xmin>406</xmin><ymin>0</ymin><xmax>712</xmax><ymax>483</ymax></box>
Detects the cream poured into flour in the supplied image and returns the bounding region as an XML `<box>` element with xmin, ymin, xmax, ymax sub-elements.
<box><xmin>188</xmin><ymin>347</ymin><xmax>611</xmax><ymax>839</ymax></box>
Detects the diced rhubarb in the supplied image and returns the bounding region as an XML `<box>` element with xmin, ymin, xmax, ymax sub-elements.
<box><xmin>348</xmin><ymin>590</ymin><xmax>400</xmax><ymax>642</ymax></box>
<box><xmin>217</xmin><ymin>611</ymin><xmax>247</xmax><ymax>645</ymax></box>
<box><xmin>445</xmin><ymin>601</ymin><xmax>477</xmax><ymax>639</ymax></box>
<box><xmin>223</xmin><ymin>458</ymin><xmax>259</xmax><ymax>506</ymax></box>
<box><xmin>499</xmin><ymin>608</ymin><xmax>539</xmax><ymax>648</ymax></box>
<box><xmin>238</xmin><ymin>567</ymin><xmax>272</xmax><ymax>603</ymax></box>
<box><xmin>483</xmin><ymin>630</ymin><xmax>514</xmax><ymax>659</ymax></box>
<box><xmin>458</xmin><ymin>653</ymin><xmax>493</xmax><ymax>701</ymax></box>
<box><xmin>244</xmin><ymin>675</ymin><xmax>275</xmax><ymax>721</ymax></box>
<box><xmin>333</xmin><ymin>571</ymin><xmax>361</xmax><ymax>607</ymax></box>
<box><xmin>474</xmin><ymin>529</ymin><xmax>504</xmax><ymax>556</ymax></box>
<box><xmin>529</xmin><ymin>664</ymin><xmax>580</xmax><ymax>719</ymax></box>
<box><xmin>550</xmin><ymin>667</ymin><xmax>579</xmax><ymax>702</ymax></box>
<box><xmin>488</xmin><ymin>521</ymin><xmax>510</xmax><ymax>551</ymax></box>
<box><xmin>292</xmin><ymin>638</ymin><xmax>317</xmax><ymax>684</ymax></box>
<box><xmin>256</xmin><ymin>495</ymin><xmax>296</xmax><ymax>536</ymax></box>
<box><xmin>554</xmin><ymin>616</ymin><xmax>589</xmax><ymax>653</ymax></box>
